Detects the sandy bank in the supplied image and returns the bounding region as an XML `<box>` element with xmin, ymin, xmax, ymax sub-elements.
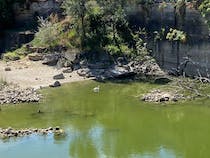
<box><xmin>0</xmin><ymin>58</ymin><xmax>91</xmax><ymax>89</ymax></box>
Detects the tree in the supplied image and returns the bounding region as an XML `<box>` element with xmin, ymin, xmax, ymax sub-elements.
<box><xmin>62</xmin><ymin>0</ymin><xmax>88</xmax><ymax>48</ymax></box>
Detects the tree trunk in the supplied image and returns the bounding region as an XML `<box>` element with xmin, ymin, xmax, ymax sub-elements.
<box><xmin>81</xmin><ymin>16</ymin><xmax>86</xmax><ymax>49</ymax></box>
<box><xmin>176</xmin><ymin>41</ymin><xmax>180</xmax><ymax>69</ymax></box>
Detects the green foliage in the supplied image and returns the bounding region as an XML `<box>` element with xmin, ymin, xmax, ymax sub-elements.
<box><xmin>61</xmin><ymin>0</ymin><xmax>149</xmax><ymax>58</ymax></box>
<box><xmin>154</xmin><ymin>28</ymin><xmax>166</xmax><ymax>42</ymax></box>
<box><xmin>132</xmin><ymin>29</ymin><xmax>149</xmax><ymax>60</ymax></box>
<box><xmin>31</xmin><ymin>17</ymin><xmax>79</xmax><ymax>49</ymax></box>
<box><xmin>32</xmin><ymin>17</ymin><xmax>58</xmax><ymax>47</ymax></box>
<box><xmin>166</xmin><ymin>28</ymin><xmax>186</xmax><ymax>42</ymax></box>
<box><xmin>3</xmin><ymin>46</ymin><xmax>27</xmax><ymax>61</ymax></box>
<box><xmin>199</xmin><ymin>0</ymin><xmax>210</xmax><ymax>28</ymax></box>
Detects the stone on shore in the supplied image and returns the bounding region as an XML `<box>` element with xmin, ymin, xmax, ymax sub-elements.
<box><xmin>53</xmin><ymin>73</ymin><xmax>65</xmax><ymax>80</ymax></box>
<box><xmin>0</xmin><ymin>127</ymin><xmax>65</xmax><ymax>139</ymax></box>
<box><xmin>62</xmin><ymin>68</ymin><xmax>73</xmax><ymax>73</ymax></box>
<box><xmin>0</xmin><ymin>84</ymin><xmax>41</xmax><ymax>105</ymax></box>
<box><xmin>28</xmin><ymin>53</ymin><xmax>43</xmax><ymax>61</ymax></box>
<box><xmin>4</xmin><ymin>67</ymin><xmax>11</xmax><ymax>71</ymax></box>
<box><xmin>49</xmin><ymin>81</ymin><xmax>61</xmax><ymax>88</ymax></box>
<box><xmin>42</xmin><ymin>54</ymin><xmax>60</xmax><ymax>66</ymax></box>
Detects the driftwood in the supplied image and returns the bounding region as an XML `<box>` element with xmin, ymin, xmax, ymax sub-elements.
<box><xmin>170</xmin><ymin>56</ymin><xmax>210</xmax><ymax>83</ymax></box>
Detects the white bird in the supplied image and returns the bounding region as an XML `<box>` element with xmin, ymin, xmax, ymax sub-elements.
<box><xmin>93</xmin><ymin>85</ymin><xmax>100</xmax><ymax>93</ymax></box>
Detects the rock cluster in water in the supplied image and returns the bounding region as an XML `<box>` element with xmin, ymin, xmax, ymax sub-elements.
<box><xmin>0</xmin><ymin>84</ymin><xmax>41</xmax><ymax>104</ymax></box>
<box><xmin>0</xmin><ymin>127</ymin><xmax>65</xmax><ymax>139</ymax></box>
<box><xmin>142</xmin><ymin>90</ymin><xmax>184</xmax><ymax>103</ymax></box>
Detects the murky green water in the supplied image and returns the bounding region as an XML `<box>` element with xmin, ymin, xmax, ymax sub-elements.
<box><xmin>0</xmin><ymin>81</ymin><xmax>210</xmax><ymax>158</ymax></box>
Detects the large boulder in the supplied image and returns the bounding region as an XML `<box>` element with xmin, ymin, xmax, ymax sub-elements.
<box><xmin>77</xmin><ymin>68</ymin><xmax>90</xmax><ymax>77</ymax></box>
<box><xmin>26</xmin><ymin>46</ymin><xmax>48</xmax><ymax>54</ymax></box>
<box><xmin>131</xmin><ymin>59</ymin><xmax>165</xmax><ymax>77</ymax></box>
<box><xmin>57</xmin><ymin>58</ymin><xmax>73</xmax><ymax>69</ymax></box>
<box><xmin>106</xmin><ymin>66</ymin><xmax>136</xmax><ymax>79</ymax></box>
<box><xmin>62</xmin><ymin>51</ymin><xmax>78</xmax><ymax>63</ymax></box>
<box><xmin>28</xmin><ymin>53</ymin><xmax>43</xmax><ymax>61</ymax></box>
<box><xmin>49</xmin><ymin>81</ymin><xmax>61</xmax><ymax>88</ymax></box>
<box><xmin>53</xmin><ymin>73</ymin><xmax>65</xmax><ymax>80</ymax></box>
<box><xmin>62</xmin><ymin>68</ymin><xmax>73</xmax><ymax>73</ymax></box>
<box><xmin>154</xmin><ymin>77</ymin><xmax>172</xmax><ymax>84</ymax></box>
<box><xmin>42</xmin><ymin>54</ymin><xmax>60</xmax><ymax>66</ymax></box>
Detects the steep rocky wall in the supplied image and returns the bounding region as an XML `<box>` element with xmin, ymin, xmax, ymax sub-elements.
<box><xmin>152</xmin><ymin>40</ymin><xmax>210</xmax><ymax>76</ymax></box>
<box><xmin>128</xmin><ymin>3</ymin><xmax>209</xmax><ymax>40</ymax></box>
<box><xmin>0</xmin><ymin>0</ymin><xmax>61</xmax><ymax>53</ymax></box>
<box><xmin>13</xmin><ymin>0</ymin><xmax>61</xmax><ymax>28</ymax></box>
<box><xmin>128</xmin><ymin>3</ymin><xmax>210</xmax><ymax>77</ymax></box>
<box><xmin>0</xmin><ymin>31</ymin><xmax>34</xmax><ymax>53</ymax></box>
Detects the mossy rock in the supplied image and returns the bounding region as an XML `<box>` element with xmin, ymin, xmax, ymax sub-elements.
<box><xmin>3</xmin><ymin>53</ymin><xmax>20</xmax><ymax>61</ymax></box>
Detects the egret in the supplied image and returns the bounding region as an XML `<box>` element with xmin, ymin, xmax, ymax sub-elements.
<box><xmin>93</xmin><ymin>85</ymin><xmax>100</xmax><ymax>93</ymax></box>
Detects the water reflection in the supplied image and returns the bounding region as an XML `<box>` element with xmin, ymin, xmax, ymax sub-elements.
<box><xmin>0</xmin><ymin>81</ymin><xmax>210</xmax><ymax>158</ymax></box>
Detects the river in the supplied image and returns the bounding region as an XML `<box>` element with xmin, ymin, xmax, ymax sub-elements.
<box><xmin>0</xmin><ymin>81</ymin><xmax>210</xmax><ymax>158</ymax></box>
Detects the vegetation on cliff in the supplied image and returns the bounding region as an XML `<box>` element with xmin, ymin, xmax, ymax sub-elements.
<box><xmin>199</xmin><ymin>0</ymin><xmax>210</xmax><ymax>28</ymax></box>
<box><xmin>1</xmin><ymin>0</ymin><xmax>209</xmax><ymax>61</ymax></box>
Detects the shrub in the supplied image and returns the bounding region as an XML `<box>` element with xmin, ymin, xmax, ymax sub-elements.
<box><xmin>166</xmin><ymin>28</ymin><xmax>186</xmax><ymax>42</ymax></box>
<box><xmin>31</xmin><ymin>16</ymin><xmax>79</xmax><ymax>49</ymax></box>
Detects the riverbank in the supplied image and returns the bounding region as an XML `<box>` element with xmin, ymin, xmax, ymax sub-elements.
<box><xmin>0</xmin><ymin>58</ymin><xmax>90</xmax><ymax>89</ymax></box>
<box><xmin>1</xmin><ymin>55</ymin><xmax>208</xmax><ymax>105</ymax></box>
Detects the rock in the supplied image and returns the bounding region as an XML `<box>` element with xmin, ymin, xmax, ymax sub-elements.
<box><xmin>73</xmin><ymin>64</ymin><xmax>81</xmax><ymax>71</ymax></box>
<box><xmin>117</xmin><ymin>57</ymin><xmax>128</xmax><ymax>66</ymax></box>
<box><xmin>55</xmin><ymin>126</ymin><xmax>60</xmax><ymax>130</ymax></box>
<box><xmin>62</xmin><ymin>51</ymin><xmax>77</xmax><ymax>63</ymax></box>
<box><xmin>131</xmin><ymin>59</ymin><xmax>166</xmax><ymax>77</ymax></box>
<box><xmin>107</xmin><ymin>66</ymin><xmax>136</xmax><ymax>79</ymax></box>
<box><xmin>62</xmin><ymin>68</ymin><xmax>73</xmax><ymax>73</ymax></box>
<box><xmin>26</xmin><ymin>46</ymin><xmax>48</xmax><ymax>53</ymax></box>
<box><xmin>80</xmin><ymin>60</ymin><xmax>88</xmax><ymax>68</ymax></box>
<box><xmin>28</xmin><ymin>53</ymin><xmax>43</xmax><ymax>61</ymax></box>
<box><xmin>142</xmin><ymin>90</ymin><xmax>183</xmax><ymax>103</ymax></box>
<box><xmin>154</xmin><ymin>77</ymin><xmax>172</xmax><ymax>84</ymax></box>
<box><xmin>0</xmin><ymin>127</ymin><xmax>65</xmax><ymax>139</ymax></box>
<box><xmin>5</xmin><ymin>67</ymin><xmax>11</xmax><ymax>71</ymax></box>
<box><xmin>42</xmin><ymin>54</ymin><xmax>60</xmax><ymax>66</ymax></box>
<box><xmin>57</xmin><ymin>58</ymin><xmax>73</xmax><ymax>69</ymax></box>
<box><xmin>56</xmin><ymin>58</ymin><xmax>64</xmax><ymax>69</ymax></box>
<box><xmin>77</xmin><ymin>68</ymin><xmax>90</xmax><ymax>77</ymax></box>
<box><xmin>3</xmin><ymin>55</ymin><xmax>20</xmax><ymax>61</ymax></box>
<box><xmin>0</xmin><ymin>84</ymin><xmax>41</xmax><ymax>105</ymax></box>
<box><xmin>88</xmin><ymin>61</ymin><xmax>111</xmax><ymax>69</ymax></box>
<box><xmin>53</xmin><ymin>73</ymin><xmax>65</xmax><ymax>80</ymax></box>
<box><xmin>49</xmin><ymin>81</ymin><xmax>61</xmax><ymax>88</ymax></box>
<box><xmin>64</xmin><ymin>60</ymin><xmax>72</xmax><ymax>67</ymax></box>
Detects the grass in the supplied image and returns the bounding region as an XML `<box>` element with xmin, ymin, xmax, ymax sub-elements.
<box><xmin>3</xmin><ymin>46</ymin><xmax>27</xmax><ymax>61</ymax></box>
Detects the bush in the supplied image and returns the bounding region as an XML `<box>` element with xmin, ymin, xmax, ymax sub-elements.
<box><xmin>31</xmin><ymin>16</ymin><xmax>80</xmax><ymax>49</ymax></box>
<box><xmin>31</xmin><ymin>17</ymin><xmax>59</xmax><ymax>47</ymax></box>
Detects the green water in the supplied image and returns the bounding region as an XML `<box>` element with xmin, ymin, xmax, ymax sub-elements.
<box><xmin>0</xmin><ymin>81</ymin><xmax>210</xmax><ymax>158</ymax></box>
